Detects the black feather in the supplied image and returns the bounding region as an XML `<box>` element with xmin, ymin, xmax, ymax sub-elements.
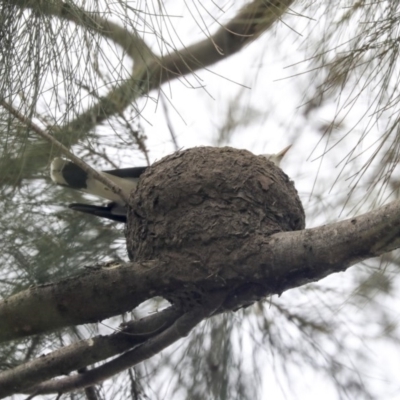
<box><xmin>68</xmin><ymin>203</ymin><xmax>127</xmax><ymax>223</ymax></box>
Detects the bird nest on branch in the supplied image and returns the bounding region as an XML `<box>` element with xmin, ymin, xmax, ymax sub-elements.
<box><xmin>126</xmin><ymin>147</ymin><xmax>305</xmax><ymax>311</ymax></box>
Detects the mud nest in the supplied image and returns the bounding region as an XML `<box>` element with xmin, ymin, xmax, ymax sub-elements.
<box><xmin>126</xmin><ymin>147</ymin><xmax>305</xmax><ymax>309</ymax></box>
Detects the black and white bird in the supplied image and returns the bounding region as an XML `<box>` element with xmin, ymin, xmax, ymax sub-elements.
<box><xmin>51</xmin><ymin>146</ymin><xmax>291</xmax><ymax>223</ymax></box>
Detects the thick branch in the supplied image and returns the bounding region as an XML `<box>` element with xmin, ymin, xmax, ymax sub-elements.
<box><xmin>0</xmin><ymin>307</ymin><xmax>180</xmax><ymax>398</ymax></box>
<box><xmin>1</xmin><ymin>199</ymin><xmax>400</xmax><ymax>343</ymax></box>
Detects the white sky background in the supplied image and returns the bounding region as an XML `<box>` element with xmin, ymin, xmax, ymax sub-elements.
<box><xmin>9</xmin><ymin>1</ymin><xmax>400</xmax><ymax>399</ymax></box>
<box><xmin>90</xmin><ymin>1</ymin><xmax>400</xmax><ymax>399</ymax></box>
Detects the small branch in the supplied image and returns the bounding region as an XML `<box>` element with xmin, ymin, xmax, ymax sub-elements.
<box><xmin>0</xmin><ymin>98</ymin><xmax>130</xmax><ymax>204</ymax></box>
<box><xmin>83</xmin><ymin>386</ymin><xmax>98</xmax><ymax>400</ymax></box>
<box><xmin>0</xmin><ymin>307</ymin><xmax>180</xmax><ymax>398</ymax></box>
<box><xmin>161</xmin><ymin>93</ymin><xmax>180</xmax><ymax>152</ymax></box>
<box><xmin>77</xmin><ymin>368</ymin><xmax>98</xmax><ymax>400</ymax></box>
<box><xmin>26</xmin><ymin>292</ymin><xmax>226</xmax><ymax>396</ymax></box>
<box><xmin>157</xmin><ymin>0</ymin><xmax>295</xmax><ymax>79</ymax></box>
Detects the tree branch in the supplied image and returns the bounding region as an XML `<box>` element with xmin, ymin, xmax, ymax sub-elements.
<box><xmin>61</xmin><ymin>0</ymin><xmax>296</xmax><ymax>135</ymax></box>
<box><xmin>0</xmin><ymin>307</ymin><xmax>181</xmax><ymax>398</ymax></box>
<box><xmin>11</xmin><ymin>0</ymin><xmax>156</xmax><ymax>66</ymax></box>
<box><xmin>23</xmin><ymin>292</ymin><xmax>225</xmax><ymax>396</ymax></box>
<box><xmin>156</xmin><ymin>0</ymin><xmax>295</xmax><ymax>81</ymax></box>
<box><xmin>1</xmin><ymin>0</ymin><xmax>295</xmax><ymax>186</ymax></box>
<box><xmin>1</xmin><ymin>199</ymin><xmax>400</xmax><ymax>343</ymax></box>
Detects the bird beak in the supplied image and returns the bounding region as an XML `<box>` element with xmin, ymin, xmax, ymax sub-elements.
<box><xmin>275</xmin><ymin>145</ymin><xmax>292</xmax><ymax>163</ymax></box>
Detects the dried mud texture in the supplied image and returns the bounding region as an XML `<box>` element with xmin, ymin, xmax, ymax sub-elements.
<box><xmin>126</xmin><ymin>147</ymin><xmax>305</xmax><ymax>308</ymax></box>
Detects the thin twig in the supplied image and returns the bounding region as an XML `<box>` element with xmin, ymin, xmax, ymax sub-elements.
<box><xmin>161</xmin><ymin>93</ymin><xmax>179</xmax><ymax>151</ymax></box>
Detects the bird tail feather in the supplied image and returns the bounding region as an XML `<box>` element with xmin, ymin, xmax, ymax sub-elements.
<box><xmin>50</xmin><ymin>158</ymin><xmax>138</xmax><ymax>204</ymax></box>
